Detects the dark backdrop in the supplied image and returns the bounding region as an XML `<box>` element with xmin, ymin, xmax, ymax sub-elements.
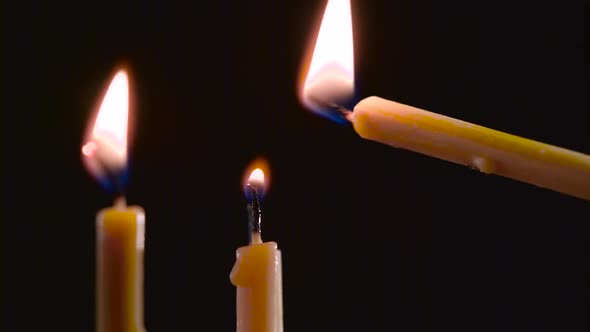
<box><xmin>4</xmin><ymin>0</ymin><xmax>588</xmax><ymax>331</ymax></box>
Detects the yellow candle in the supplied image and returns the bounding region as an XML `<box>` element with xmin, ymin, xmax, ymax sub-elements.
<box><xmin>230</xmin><ymin>240</ymin><xmax>283</xmax><ymax>332</ymax></box>
<box><xmin>231</xmin><ymin>162</ymin><xmax>283</xmax><ymax>332</ymax></box>
<box><xmin>351</xmin><ymin>96</ymin><xmax>590</xmax><ymax>200</ymax></box>
<box><xmin>299</xmin><ymin>0</ymin><xmax>590</xmax><ymax>200</ymax></box>
<box><xmin>82</xmin><ymin>69</ymin><xmax>146</xmax><ymax>331</ymax></box>
<box><xmin>96</xmin><ymin>198</ymin><xmax>146</xmax><ymax>332</ymax></box>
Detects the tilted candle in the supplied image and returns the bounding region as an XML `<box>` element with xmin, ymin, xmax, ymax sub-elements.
<box><xmin>351</xmin><ymin>96</ymin><xmax>590</xmax><ymax>200</ymax></box>
<box><xmin>230</xmin><ymin>162</ymin><xmax>283</xmax><ymax>332</ymax></box>
<box><xmin>299</xmin><ymin>0</ymin><xmax>590</xmax><ymax>201</ymax></box>
<box><xmin>82</xmin><ymin>69</ymin><xmax>146</xmax><ymax>332</ymax></box>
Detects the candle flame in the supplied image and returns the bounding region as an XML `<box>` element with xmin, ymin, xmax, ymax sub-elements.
<box><xmin>299</xmin><ymin>0</ymin><xmax>355</xmax><ymax>121</ymax></box>
<box><xmin>243</xmin><ymin>158</ymin><xmax>270</xmax><ymax>199</ymax></box>
<box><xmin>82</xmin><ymin>69</ymin><xmax>130</xmax><ymax>191</ymax></box>
<box><xmin>248</xmin><ymin>168</ymin><xmax>265</xmax><ymax>187</ymax></box>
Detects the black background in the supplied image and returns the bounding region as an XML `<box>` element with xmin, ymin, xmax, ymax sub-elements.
<box><xmin>4</xmin><ymin>0</ymin><xmax>588</xmax><ymax>331</ymax></box>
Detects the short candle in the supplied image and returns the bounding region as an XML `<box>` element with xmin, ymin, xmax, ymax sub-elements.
<box><xmin>230</xmin><ymin>160</ymin><xmax>283</xmax><ymax>332</ymax></box>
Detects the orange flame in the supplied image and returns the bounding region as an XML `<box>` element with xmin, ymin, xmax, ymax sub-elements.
<box><xmin>242</xmin><ymin>158</ymin><xmax>271</xmax><ymax>195</ymax></box>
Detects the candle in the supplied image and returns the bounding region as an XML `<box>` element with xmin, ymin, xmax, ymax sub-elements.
<box><xmin>230</xmin><ymin>160</ymin><xmax>283</xmax><ymax>332</ymax></box>
<box><xmin>82</xmin><ymin>69</ymin><xmax>146</xmax><ymax>332</ymax></box>
<box><xmin>299</xmin><ymin>0</ymin><xmax>590</xmax><ymax>201</ymax></box>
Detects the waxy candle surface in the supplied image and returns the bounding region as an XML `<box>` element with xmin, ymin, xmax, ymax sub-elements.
<box><xmin>352</xmin><ymin>96</ymin><xmax>590</xmax><ymax>200</ymax></box>
<box><xmin>97</xmin><ymin>206</ymin><xmax>145</xmax><ymax>332</ymax></box>
<box><xmin>231</xmin><ymin>242</ymin><xmax>283</xmax><ymax>332</ymax></box>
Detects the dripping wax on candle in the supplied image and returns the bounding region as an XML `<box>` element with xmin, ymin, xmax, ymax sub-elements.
<box><xmin>298</xmin><ymin>0</ymin><xmax>590</xmax><ymax>201</ymax></box>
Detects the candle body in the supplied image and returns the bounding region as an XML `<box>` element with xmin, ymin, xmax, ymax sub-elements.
<box><xmin>230</xmin><ymin>242</ymin><xmax>283</xmax><ymax>332</ymax></box>
<box><xmin>96</xmin><ymin>206</ymin><xmax>146</xmax><ymax>332</ymax></box>
<box><xmin>352</xmin><ymin>96</ymin><xmax>590</xmax><ymax>200</ymax></box>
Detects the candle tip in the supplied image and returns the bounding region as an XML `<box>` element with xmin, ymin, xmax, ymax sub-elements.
<box><xmin>309</xmin><ymin>97</ymin><xmax>353</xmax><ymax>123</ymax></box>
<box><xmin>113</xmin><ymin>196</ymin><xmax>127</xmax><ymax>209</ymax></box>
<box><xmin>250</xmin><ymin>232</ymin><xmax>263</xmax><ymax>245</ymax></box>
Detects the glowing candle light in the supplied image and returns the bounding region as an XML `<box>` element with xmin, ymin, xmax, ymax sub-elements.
<box><xmin>82</xmin><ymin>69</ymin><xmax>146</xmax><ymax>332</ymax></box>
<box><xmin>299</xmin><ymin>0</ymin><xmax>590</xmax><ymax>201</ymax></box>
<box><xmin>230</xmin><ymin>159</ymin><xmax>283</xmax><ymax>332</ymax></box>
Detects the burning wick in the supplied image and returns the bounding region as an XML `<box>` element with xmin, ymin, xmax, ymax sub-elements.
<box><xmin>307</xmin><ymin>96</ymin><xmax>353</xmax><ymax>122</ymax></box>
<box><xmin>300</xmin><ymin>0</ymin><xmax>590</xmax><ymax>201</ymax></box>
<box><xmin>246</xmin><ymin>168</ymin><xmax>264</xmax><ymax>244</ymax></box>
<box><xmin>231</xmin><ymin>160</ymin><xmax>283</xmax><ymax>332</ymax></box>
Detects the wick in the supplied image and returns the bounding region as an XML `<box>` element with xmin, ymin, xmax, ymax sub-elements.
<box><xmin>309</xmin><ymin>96</ymin><xmax>353</xmax><ymax>122</ymax></box>
<box><xmin>251</xmin><ymin>232</ymin><xmax>263</xmax><ymax>245</ymax></box>
<box><xmin>246</xmin><ymin>183</ymin><xmax>263</xmax><ymax>244</ymax></box>
<box><xmin>113</xmin><ymin>196</ymin><xmax>127</xmax><ymax>210</ymax></box>
<box><xmin>343</xmin><ymin>109</ymin><xmax>354</xmax><ymax>122</ymax></box>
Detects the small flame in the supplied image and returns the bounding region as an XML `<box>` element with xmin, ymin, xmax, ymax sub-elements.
<box><xmin>248</xmin><ymin>168</ymin><xmax>265</xmax><ymax>187</ymax></box>
<box><xmin>82</xmin><ymin>69</ymin><xmax>130</xmax><ymax>190</ymax></box>
<box><xmin>299</xmin><ymin>0</ymin><xmax>355</xmax><ymax>120</ymax></box>
<box><xmin>243</xmin><ymin>158</ymin><xmax>270</xmax><ymax>199</ymax></box>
